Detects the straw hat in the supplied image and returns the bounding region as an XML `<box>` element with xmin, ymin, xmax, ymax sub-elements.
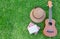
<box><xmin>30</xmin><ymin>7</ymin><xmax>46</xmax><ymax>23</ymax></box>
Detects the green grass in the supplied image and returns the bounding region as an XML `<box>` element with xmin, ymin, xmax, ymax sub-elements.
<box><xmin>0</xmin><ymin>0</ymin><xmax>60</xmax><ymax>39</ymax></box>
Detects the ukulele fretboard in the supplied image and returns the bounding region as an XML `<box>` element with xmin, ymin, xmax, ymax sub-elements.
<box><xmin>49</xmin><ymin>7</ymin><xmax>52</xmax><ymax>22</ymax></box>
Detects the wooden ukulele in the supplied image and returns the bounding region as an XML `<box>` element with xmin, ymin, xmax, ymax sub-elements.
<box><xmin>43</xmin><ymin>0</ymin><xmax>57</xmax><ymax>37</ymax></box>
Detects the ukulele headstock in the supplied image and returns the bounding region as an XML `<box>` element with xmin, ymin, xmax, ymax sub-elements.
<box><xmin>48</xmin><ymin>0</ymin><xmax>53</xmax><ymax>8</ymax></box>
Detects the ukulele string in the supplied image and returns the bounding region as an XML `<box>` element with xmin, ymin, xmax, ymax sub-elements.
<box><xmin>50</xmin><ymin>1</ymin><xmax>52</xmax><ymax>39</ymax></box>
<box><xmin>50</xmin><ymin>4</ymin><xmax>52</xmax><ymax>39</ymax></box>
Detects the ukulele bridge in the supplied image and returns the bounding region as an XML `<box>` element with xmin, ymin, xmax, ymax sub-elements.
<box><xmin>47</xmin><ymin>30</ymin><xmax>54</xmax><ymax>33</ymax></box>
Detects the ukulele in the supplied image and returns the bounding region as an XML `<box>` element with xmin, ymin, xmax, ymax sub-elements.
<box><xmin>43</xmin><ymin>0</ymin><xmax>57</xmax><ymax>37</ymax></box>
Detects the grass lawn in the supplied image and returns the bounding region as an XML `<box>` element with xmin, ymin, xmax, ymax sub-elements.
<box><xmin>0</xmin><ymin>0</ymin><xmax>60</xmax><ymax>39</ymax></box>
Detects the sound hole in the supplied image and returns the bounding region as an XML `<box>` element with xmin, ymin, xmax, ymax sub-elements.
<box><xmin>49</xmin><ymin>22</ymin><xmax>52</xmax><ymax>25</ymax></box>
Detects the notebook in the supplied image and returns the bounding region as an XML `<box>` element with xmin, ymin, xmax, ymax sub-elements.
<box><xmin>28</xmin><ymin>25</ymin><xmax>38</xmax><ymax>34</ymax></box>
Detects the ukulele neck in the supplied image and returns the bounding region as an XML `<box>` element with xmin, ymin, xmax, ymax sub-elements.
<box><xmin>49</xmin><ymin>7</ymin><xmax>52</xmax><ymax>23</ymax></box>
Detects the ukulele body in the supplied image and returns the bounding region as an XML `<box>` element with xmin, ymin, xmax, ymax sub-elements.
<box><xmin>43</xmin><ymin>19</ymin><xmax>57</xmax><ymax>37</ymax></box>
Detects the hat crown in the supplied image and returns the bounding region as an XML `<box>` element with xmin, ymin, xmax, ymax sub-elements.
<box><xmin>33</xmin><ymin>8</ymin><xmax>44</xmax><ymax>19</ymax></box>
